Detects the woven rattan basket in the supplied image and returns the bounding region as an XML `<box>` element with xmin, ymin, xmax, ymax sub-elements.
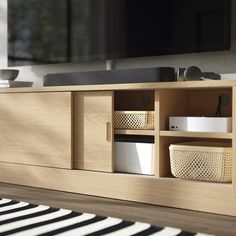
<box><xmin>169</xmin><ymin>141</ymin><xmax>232</xmax><ymax>182</ymax></box>
<box><xmin>114</xmin><ymin>111</ymin><xmax>155</xmax><ymax>130</ymax></box>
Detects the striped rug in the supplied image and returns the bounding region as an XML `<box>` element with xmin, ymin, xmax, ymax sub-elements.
<box><xmin>0</xmin><ymin>198</ymin><xmax>213</xmax><ymax>236</ymax></box>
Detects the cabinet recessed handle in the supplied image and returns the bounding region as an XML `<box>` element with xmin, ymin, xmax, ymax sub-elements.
<box><xmin>106</xmin><ymin>122</ymin><xmax>111</xmax><ymax>142</ymax></box>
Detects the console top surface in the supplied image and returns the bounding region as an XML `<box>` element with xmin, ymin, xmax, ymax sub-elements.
<box><xmin>0</xmin><ymin>80</ymin><xmax>234</xmax><ymax>94</ymax></box>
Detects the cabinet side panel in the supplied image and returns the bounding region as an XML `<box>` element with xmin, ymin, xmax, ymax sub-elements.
<box><xmin>154</xmin><ymin>90</ymin><xmax>160</xmax><ymax>176</ymax></box>
<box><xmin>74</xmin><ymin>91</ymin><xmax>114</xmax><ymax>172</ymax></box>
<box><xmin>0</xmin><ymin>92</ymin><xmax>72</xmax><ymax>168</ymax></box>
<box><xmin>232</xmin><ymin>87</ymin><xmax>236</xmax><ymax>194</ymax></box>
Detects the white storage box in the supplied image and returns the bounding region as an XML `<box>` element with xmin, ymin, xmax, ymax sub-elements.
<box><xmin>115</xmin><ymin>141</ymin><xmax>154</xmax><ymax>175</ymax></box>
<box><xmin>169</xmin><ymin>116</ymin><xmax>232</xmax><ymax>132</ymax></box>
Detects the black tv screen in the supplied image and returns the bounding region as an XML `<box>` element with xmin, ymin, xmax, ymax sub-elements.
<box><xmin>8</xmin><ymin>0</ymin><xmax>231</xmax><ymax>67</ymax></box>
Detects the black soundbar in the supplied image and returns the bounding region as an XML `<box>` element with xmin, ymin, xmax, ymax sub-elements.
<box><xmin>43</xmin><ymin>67</ymin><xmax>176</xmax><ymax>86</ymax></box>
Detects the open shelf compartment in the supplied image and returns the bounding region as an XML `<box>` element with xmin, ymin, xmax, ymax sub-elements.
<box><xmin>158</xmin><ymin>88</ymin><xmax>232</xmax><ymax>132</ymax></box>
<box><xmin>114</xmin><ymin>90</ymin><xmax>156</xmax><ymax>136</ymax></box>
<box><xmin>157</xmin><ymin>87</ymin><xmax>233</xmax><ymax>185</ymax></box>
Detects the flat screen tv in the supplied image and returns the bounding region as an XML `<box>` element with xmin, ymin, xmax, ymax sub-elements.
<box><xmin>8</xmin><ymin>0</ymin><xmax>231</xmax><ymax>67</ymax></box>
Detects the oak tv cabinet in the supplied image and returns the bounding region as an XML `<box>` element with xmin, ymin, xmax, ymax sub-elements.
<box><xmin>0</xmin><ymin>80</ymin><xmax>236</xmax><ymax>216</ymax></box>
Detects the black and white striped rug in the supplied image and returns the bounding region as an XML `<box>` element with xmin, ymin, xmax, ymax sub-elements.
<box><xmin>0</xmin><ymin>198</ymin><xmax>213</xmax><ymax>236</ymax></box>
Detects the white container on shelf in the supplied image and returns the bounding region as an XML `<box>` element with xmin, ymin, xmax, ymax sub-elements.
<box><xmin>115</xmin><ymin>141</ymin><xmax>154</xmax><ymax>175</ymax></box>
<box><xmin>169</xmin><ymin>116</ymin><xmax>232</xmax><ymax>132</ymax></box>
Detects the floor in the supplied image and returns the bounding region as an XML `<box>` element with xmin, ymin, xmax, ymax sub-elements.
<box><xmin>0</xmin><ymin>182</ymin><xmax>235</xmax><ymax>236</ymax></box>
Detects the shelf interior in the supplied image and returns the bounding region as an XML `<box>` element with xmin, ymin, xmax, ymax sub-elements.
<box><xmin>114</xmin><ymin>90</ymin><xmax>155</xmax><ymax>111</ymax></box>
<box><xmin>159</xmin><ymin>88</ymin><xmax>232</xmax><ymax>131</ymax></box>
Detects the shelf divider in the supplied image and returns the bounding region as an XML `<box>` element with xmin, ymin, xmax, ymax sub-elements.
<box><xmin>115</xmin><ymin>129</ymin><xmax>155</xmax><ymax>136</ymax></box>
<box><xmin>160</xmin><ymin>130</ymin><xmax>233</xmax><ymax>139</ymax></box>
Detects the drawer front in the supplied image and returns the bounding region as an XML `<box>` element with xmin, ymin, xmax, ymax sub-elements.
<box><xmin>0</xmin><ymin>92</ymin><xmax>72</xmax><ymax>169</ymax></box>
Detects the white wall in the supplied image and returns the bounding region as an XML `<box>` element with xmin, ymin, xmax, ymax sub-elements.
<box><xmin>1</xmin><ymin>0</ymin><xmax>236</xmax><ymax>87</ymax></box>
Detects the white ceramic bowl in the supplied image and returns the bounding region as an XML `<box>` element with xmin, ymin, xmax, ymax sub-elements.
<box><xmin>0</xmin><ymin>69</ymin><xmax>19</xmax><ymax>80</ymax></box>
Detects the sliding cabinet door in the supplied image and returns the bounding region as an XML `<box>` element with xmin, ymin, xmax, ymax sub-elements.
<box><xmin>0</xmin><ymin>92</ymin><xmax>72</xmax><ymax>168</ymax></box>
<box><xmin>74</xmin><ymin>91</ymin><xmax>114</xmax><ymax>172</ymax></box>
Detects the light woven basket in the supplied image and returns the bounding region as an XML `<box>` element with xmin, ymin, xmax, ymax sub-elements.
<box><xmin>169</xmin><ymin>141</ymin><xmax>232</xmax><ymax>182</ymax></box>
<box><xmin>114</xmin><ymin>111</ymin><xmax>155</xmax><ymax>130</ymax></box>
